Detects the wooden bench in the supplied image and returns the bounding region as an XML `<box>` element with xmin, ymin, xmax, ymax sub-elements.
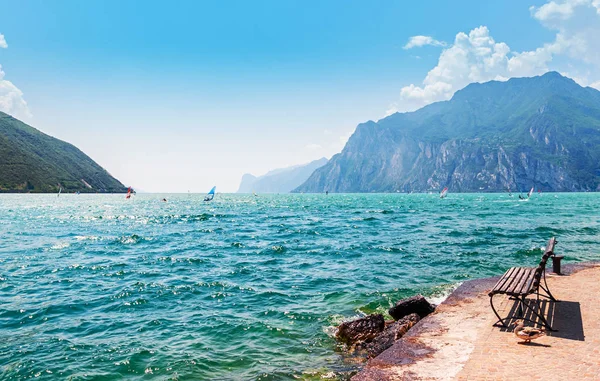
<box><xmin>489</xmin><ymin>237</ymin><xmax>559</xmax><ymax>330</ymax></box>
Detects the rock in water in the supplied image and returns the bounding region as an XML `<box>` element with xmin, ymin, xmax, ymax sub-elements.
<box><xmin>365</xmin><ymin>313</ymin><xmax>420</xmax><ymax>358</ymax></box>
<box><xmin>335</xmin><ymin>314</ymin><xmax>385</xmax><ymax>345</ymax></box>
<box><xmin>389</xmin><ymin>295</ymin><xmax>434</xmax><ymax>321</ymax></box>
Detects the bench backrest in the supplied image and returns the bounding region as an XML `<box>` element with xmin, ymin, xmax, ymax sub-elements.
<box><xmin>531</xmin><ymin>237</ymin><xmax>557</xmax><ymax>291</ymax></box>
<box><xmin>545</xmin><ymin>237</ymin><xmax>557</xmax><ymax>256</ymax></box>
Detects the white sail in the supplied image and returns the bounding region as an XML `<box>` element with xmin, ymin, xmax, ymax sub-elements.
<box><xmin>440</xmin><ymin>187</ymin><xmax>448</xmax><ymax>199</ymax></box>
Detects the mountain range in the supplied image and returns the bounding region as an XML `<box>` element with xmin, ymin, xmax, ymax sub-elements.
<box><xmin>237</xmin><ymin>157</ymin><xmax>328</xmax><ymax>193</ymax></box>
<box><xmin>295</xmin><ymin>72</ymin><xmax>600</xmax><ymax>193</ymax></box>
<box><xmin>0</xmin><ymin>111</ymin><xmax>126</xmax><ymax>193</ymax></box>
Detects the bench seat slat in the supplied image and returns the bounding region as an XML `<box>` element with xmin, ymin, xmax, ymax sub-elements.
<box><xmin>525</xmin><ymin>269</ymin><xmax>539</xmax><ymax>294</ymax></box>
<box><xmin>526</xmin><ymin>271</ymin><xmax>540</xmax><ymax>294</ymax></box>
<box><xmin>491</xmin><ymin>267</ymin><xmax>538</xmax><ymax>296</ymax></box>
<box><xmin>513</xmin><ymin>268</ymin><xmax>536</xmax><ymax>295</ymax></box>
<box><xmin>489</xmin><ymin>237</ymin><xmax>558</xmax><ymax>297</ymax></box>
<box><xmin>506</xmin><ymin>267</ymin><xmax>529</xmax><ymax>295</ymax></box>
<box><xmin>494</xmin><ymin>267</ymin><xmax>517</xmax><ymax>292</ymax></box>
<box><xmin>489</xmin><ymin>237</ymin><xmax>558</xmax><ymax>330</ymax></box>
<box><xmin>491</xmin><ymin>267</ymin><xmax>518</xmax><ymax>293</ymax></box>
<box><xmin>490</xmin><ymin>268</ymin><xmax>510</xmax><ymax>293</ymax></box>
<box><xmin>502</xmin><ymin>268</ymin><xmax>521</xmax><ymax>294</ymax></box>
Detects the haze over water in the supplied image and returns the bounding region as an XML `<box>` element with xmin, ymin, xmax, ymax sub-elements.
<box><xmin>1</xmin><ymin>193</ymin><xmax>599</xmax><ymax>380</ymax></box>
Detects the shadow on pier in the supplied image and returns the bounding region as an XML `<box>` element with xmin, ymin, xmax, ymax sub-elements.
<box><xmin>499</xmin><ymin>298</ymin><xmax>584</xmax><ymax>341</ymax></box>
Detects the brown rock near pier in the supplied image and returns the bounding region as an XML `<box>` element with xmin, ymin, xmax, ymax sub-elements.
<box><xmin>354</xmin><ymin>263</ymin><xmax>600</xmax><ymax>381</ymax></box>
<box><xmin>388</xmin><ymin>295</ymin><xmax>435</xmax><ymax>320</ymax></box>
<box><xmin>365</xmin><ymin>313</ymin><xmax>421</xmax><ymax>358</ymax></box>
<box><xmin>336</xmin><ymin>314</ymin><xmax>385</xmax><ymax>345</ymax></box>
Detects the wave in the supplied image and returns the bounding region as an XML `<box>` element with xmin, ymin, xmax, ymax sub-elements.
<box><xmin>376</xmin><ymin>246</ymin><xmax>404</xmax><ymax>253</ymax></box>
<box><xmin>4</xmin><ymin>193</ymin><xmax>600</xmax><ymax>380</ymax></box>
<box><xmin>261</xmin><ymin>245</ymin><xmax>287</xmax><ymax>254</ymax></box>
<box><xmin>50</xmin><ymin>242</ymin><xmax>70</xmax><ymax>250</ymax></box>
<box><xmin>113</xmin><ymin>234</ymin><xmax>150</xmax><ymax>245</ymax></box>
<box><xmin>366</xmin><ymin>209</ymin><xmax>394</xmax><ymax>214</ymax></box>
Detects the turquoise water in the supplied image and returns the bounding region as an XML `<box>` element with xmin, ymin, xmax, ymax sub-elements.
<box><xmin>1</xmin><ymin>193</ymin><xmax>599</xmax><ymax>380</ymax></box>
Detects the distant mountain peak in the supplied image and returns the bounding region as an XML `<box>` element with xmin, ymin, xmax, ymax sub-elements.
<box><xmin>296</xmin><ymin>72</ymin><xmax>600</xmax><ymax>193</ymax></box>
<box><xmin>237</xmin><ymin>157</ymin><xmax>328</xmax><ymax>193</ymax></box>
<box><xmin>542</xmin><ymin>70</ymin><xmax>562</xmax><ymax>77</ymax></box>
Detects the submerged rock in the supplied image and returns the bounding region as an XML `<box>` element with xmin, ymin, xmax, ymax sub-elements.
<box><xmin>365</xmin><ymin>313</ymin><xmax>420</xmax><ymax>358</ymax></box>
<box><xmin>336</xmin><ymin>314</ymin><xmax>385</xmax><ymax>345</ymax></box>
<box><xmin>389</xmin><ymin>295</ymin><xmax>435</xmax><ymax>321</ymax></box>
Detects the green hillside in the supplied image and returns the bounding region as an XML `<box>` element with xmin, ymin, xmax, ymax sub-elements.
<box><xmin>296</xmin><ymin>72</ymin><xmax>600</xmax><ymax>193</ymax></box>
<box><xmin>0</xmin><ymin>112</ymin><xmax>127</xmax><ymax>193</ymax></box>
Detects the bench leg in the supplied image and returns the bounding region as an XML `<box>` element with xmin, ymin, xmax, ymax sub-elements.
<box><xmin>490</xmin><ymin>294</ymin><xmax>510</xmax><ymax>328</ymax></box>
<box><xmin>538</xmin><ymin>270</ymin><xmax>558</xmax><ymax>302</ymax></box>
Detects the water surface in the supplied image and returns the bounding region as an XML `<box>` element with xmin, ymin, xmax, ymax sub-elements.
<box><xmin>1</xmin><ymin>193</ymin><xmax>599</xmax><ymax>380</ymax></box>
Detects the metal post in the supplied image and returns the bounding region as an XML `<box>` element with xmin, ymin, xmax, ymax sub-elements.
<box><xmin>552</xmin><ymin>255</ymin><xmax>564</xmax><ymax>275</ymax></box>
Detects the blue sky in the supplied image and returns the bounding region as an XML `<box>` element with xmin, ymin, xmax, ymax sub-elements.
<box><xmin>1</xmin><ymin>0</ymin><xmax>599</xmax><ymax>192</ymax></box>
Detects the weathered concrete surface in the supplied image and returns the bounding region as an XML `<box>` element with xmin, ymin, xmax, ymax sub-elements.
<box><xmin>353</xmin><ymin>262</ymin><xmax>600</xmax><ymax>381</ymax></box>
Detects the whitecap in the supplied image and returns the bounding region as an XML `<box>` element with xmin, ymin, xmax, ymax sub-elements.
<box><xmin>51</xmin><ymin>242</ymin><xmax>70</xmax><ymax>250</ymax></box>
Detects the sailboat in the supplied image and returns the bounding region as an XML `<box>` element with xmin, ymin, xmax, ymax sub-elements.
<box><xmin>204</xmin><ymin>186</ymin><xmax>216</xmax><ymax>202</ymax></box>
<box><xmin>527</xmin><ymin>187</ymin><xmax>534</xmax><ymax>198</ymax></box>
<box><xmin>126</xmin><ymin>187</ymin><xmax>132</xmax><ymax>199</ymax></box>
<box><xmin>440</xmin><ymin>187</ymin><xmax>449</xmax><ymax>199</ymax></box>
<box><xmin>57</xmin><ymin>187</ymin><xmax>62</xmax><ymax>197</ymax></box>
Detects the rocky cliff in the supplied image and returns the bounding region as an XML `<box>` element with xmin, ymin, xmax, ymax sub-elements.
<box><xmin>295</xmin><ymin>72</ymin><xmax>600</xmax><ymax>193</ymax></box>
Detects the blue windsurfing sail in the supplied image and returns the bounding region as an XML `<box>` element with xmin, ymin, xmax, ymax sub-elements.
<box><xmin>204</xmin><ymin>186</ymin><xmax>216</xmax><ymax>202</ymax></box>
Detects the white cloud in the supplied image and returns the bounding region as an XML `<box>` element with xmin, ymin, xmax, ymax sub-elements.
<box><xmin>0</xmin><ymin>34</ymin><xmax>31</xmax><ymax>120</ymax></box>
<box><xmin>531</xmin><ymin>1</ymin><xmax>576</xmax><ymax>22</ymax></box>
<box><xmin>403</xmin><ymin>35</ymin><xmax>446</xmax><ymax>50</ymax></box>
<box><xmin>305</xmin><ymin>143</ymin><xmax>322</xmax><ymax>151</ymax></box>
<box><xmin>391</xmin><ymin>26</ymin><xmax>526</xmax><ymax>112</ymax></box>
<box><xmin>0</xmin><ymin>70</ymin><xmax>31</xmax><ymax>120</ymax></box>
<box><xmin>531</xmin><ymin>0</ymin><xmax>600</xmax><ymax>67</ymax></box>
<box><xmin>389</xmin><ymin>1</ymin><xmax>600</xmax><ymax>114</ymax></box>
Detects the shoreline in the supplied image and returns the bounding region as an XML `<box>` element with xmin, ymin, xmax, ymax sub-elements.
<box><xmin>2</xmin><ymin>191</ymin><xmax>599</xmax><ymax>194</ymax></box>
<box><xmin>353</xmin><ymin>261</ymin><xmax>600</xmax><ymax>380</ymax></box>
